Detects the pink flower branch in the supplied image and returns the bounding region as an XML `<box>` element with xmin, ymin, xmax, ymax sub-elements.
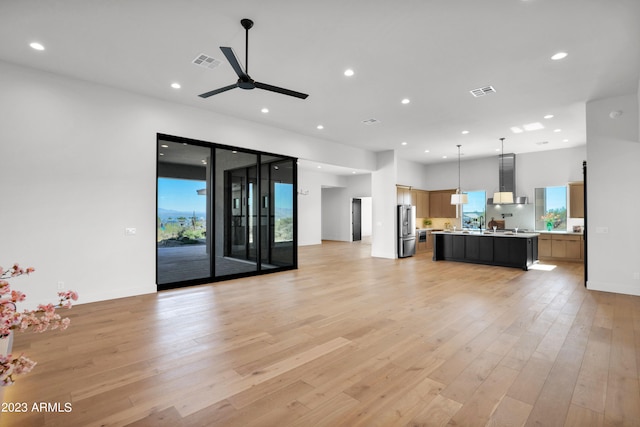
<box><xmin>0</xmin><ymin>263</ymin><xmax>77</xmax><ymax>385</ymax></box>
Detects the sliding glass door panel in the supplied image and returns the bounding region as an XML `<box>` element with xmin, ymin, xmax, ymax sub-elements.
<box><xmin>156</xmin><ymin>140</ymin><xmax>211</xmax><ymax>285</ymax></box>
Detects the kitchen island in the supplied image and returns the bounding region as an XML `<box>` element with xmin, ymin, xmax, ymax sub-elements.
<box><xmin>432</xmin><ymin>230</ymin><xmax>539</xmax><ymax>270</ymax></box>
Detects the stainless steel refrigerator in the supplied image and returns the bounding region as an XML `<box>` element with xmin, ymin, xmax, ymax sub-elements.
<box><xmin>398</xmin><ymin>205</ymin><xmax>416</xmax><ymax>258</ymax></box>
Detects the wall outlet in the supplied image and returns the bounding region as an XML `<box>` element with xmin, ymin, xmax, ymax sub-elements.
<box><xmin>57</xmin><ymin>281</ymin><xmax>65</xmax><ymax>290</ymax></box>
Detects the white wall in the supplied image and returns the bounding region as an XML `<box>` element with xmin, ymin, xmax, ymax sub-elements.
<box><xmin>397</xmin><ymin>158</ymin><xmax>428</xmax><ymax>189</ymax></box>
<box><xmin>421</xmin><ymin>146</ymin><xmax>586</xmax><ymax>196</ymax></box>
<box><xmin>371</xmin><ymin>151</ymin><xmax>398</xmax><ymax>258</ymax></box>
<box><xmin>360</xmin><ymin>197</ymin><xmax>373</xmax><ymax>237</ymax></box>
<box><xmin>0</xmin><ymin>60</ymin><xmax>377</xmax><ymax>307</ymax></box>
<box><xmin>321</xmin><ymin>187</ymin><xmax>351</xmax><ymax>241</ymax></box>
<box><xmin>586</xmin><ymin>93</ymin><xmax>640</xmax><ymax>296</ymax></box>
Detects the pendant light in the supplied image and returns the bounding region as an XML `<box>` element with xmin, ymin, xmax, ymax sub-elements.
<box><xmin>451</xmin><ymin>144</ymin><xmax>468</xmax><ymax>205</ymax></box>
<box><xmin>493</xmin><ymin>137</ymin><xmax>514</xmax><ymax>204</ymax></box>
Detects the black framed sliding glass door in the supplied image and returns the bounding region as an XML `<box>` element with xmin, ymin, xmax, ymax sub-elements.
<box><xmin>157</xmin><ymin>134</ymin><xmax>297</xmax><ymax>290</ymax></box>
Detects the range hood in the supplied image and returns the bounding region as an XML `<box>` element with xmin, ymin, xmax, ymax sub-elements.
<box><xmin>487</xmin><ymin>153</ymin><xmax>528</xmax><ymax>204</ymax></box>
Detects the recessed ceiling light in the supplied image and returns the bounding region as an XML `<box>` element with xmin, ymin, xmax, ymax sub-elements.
<box><xmin>317</xmin><ymin>124</ymin><xmax>324</xmax><ymax>130</ymax></box>
<box><xmin>510</xmin><ymin>126</ymin><xmax>524</xmax><ymax>134</ymax></box>
<box><xmin>171</xmin><ymin>82</ymin><xmax>181</xmax><ymax>89</ymax></box>
<box><xmin>551</xmin><ymin>52</ymin><xmax>568</xmax><ymax>60</ymax></box>
<box><xmin>317</xmin><ymin>165</ymin><xmax>322</xmax><ymax>169</ymax></box>
<box><xmin>544</xmin><ymin>114</ymin><xmax>554</xmax><ymax>119</ymax></box>
<box><xmin>424</xmin><ymin>150</ymin><xmax>430</xmax><ymax>153</ymax></box>
<box><xmin>232</xmin><ymin>150</ymin><xmax>237</xmax><ymax>154</ymax></box>
<box><xmin>29</xmin><ymin>42</ymin><xmax>45</xmax><ymax>51</ymax></box>
<box><xmin>554</xmin><ymin>128</ymin><xmax>562</xmax><ymax>132</ymax></box>
<box><xmin>160</xmin><ymin>144</ymin><xmax>168</xmax><ymax>148</ymax></box>
<box><xmin>344</xmin><ymin>69</ymin><xmax>354</xmax><ymax>77</ymax></box>
<box><xmin>401</xmin><ymin>98</ymin><xmax>410</xmax><ymax>104</ymax></box>
<box><xmin>352</xmin><ymin>171</ymin><xmax>356</xmax><ymax>174</ymax></box>
<box><xmin>461</xmin><ymin>130</ymin><xmax>469</xmax><ymax>135</ymax></box>
<box><xmin>495</xmin><ymin>148</ymin><xmax>500</xmax><ymax>152</ymax></box>
<box><xmin>261</xmin><ymin>108</ymin><xmax>269</xmax><ymax>113</ymax></box>
<box><xmin>159</xmin><ymin>152</ymin><xmax>164</xmax><ymax>156</ymax></box>
<box><xmin>523</xmin><ymin>122</ymin><xmax>544</xmax><ymax>131</ymax></box>
<box><xmin>563</xmin><ymin>139</ymin><xmax>569</xmax><ymax>142</ymax></box>
<box><xmin>401</xmin><ymin>141</ymin><xmax>407</xmax><ymax>146</ymax></box>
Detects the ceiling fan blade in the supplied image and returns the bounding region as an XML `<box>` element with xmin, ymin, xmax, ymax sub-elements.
<box><xmin>255</xmin><ymin>82</ymin><xmax>309</xmax><ymax>99</ymax></box>
<box><xmin>220</xmin><ymin>47</ymin><xmax>248</xmax><ymax>79</ymax></box>
<box><xmin>198</xmin><ymin>83</ymin><xmax>238</xmax><ymax>98</ymax></box>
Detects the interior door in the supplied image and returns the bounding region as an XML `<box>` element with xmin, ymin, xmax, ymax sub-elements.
<box><xmin>352</xmin><ymin>198</ymin><xmax>362</xmax><ymax>241</ymax></box>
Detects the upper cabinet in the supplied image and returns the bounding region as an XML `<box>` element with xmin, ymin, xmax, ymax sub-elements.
<box><xmin>569</xmin><ymin>182</ymin><xmax>584</xmax><ymax>218</ymax></box>
<box><xmin>429</xmin><ymin>190</ymin><xmax>456</xmax><ymax>218</ymax></box>
<box><xmin>416</xmin><ymin>190</ymin><xmax>429</xmax><ymax>218</ymax></box>
<box><xmin>397</xmin><ymin>187</ymin><xmax>412</xmax><ymax>205</ymax></box>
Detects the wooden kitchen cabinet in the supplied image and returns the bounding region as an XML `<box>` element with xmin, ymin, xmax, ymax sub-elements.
<box><xmin>429</xmin><ymin>190</ymin><xmax>456</xmax><ymax>218</ymax></box>
<box><xmin>416</xmin><ymin>190</ymin><xmax>430</xmax><ymax>217</ymax></box>
<box><xmin>538</xmin><ymin>233</ymin><xmax>583</xmax><ymax>262</ymax></box>
<box><xmin>569</xmin><ymin>182</ymin><xmax>584</xmax><ymax>218</ymax></box>
<box><xmin>538</xmin><ymin>234</ymin><xmax>552</xmax><ymax>257</ymax></box>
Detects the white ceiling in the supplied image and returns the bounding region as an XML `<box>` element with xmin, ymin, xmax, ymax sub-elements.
<box><xmin>1</xmin><ymin>0</ymin><xmax>639</xmax><ymax>171</ymax></box>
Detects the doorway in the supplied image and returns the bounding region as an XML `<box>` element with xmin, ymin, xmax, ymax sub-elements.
<box><xmin>352</xmin><ymin>198</ymin><xmax>362</xmax><ymax>241</ymax></box>
<box><xmin>156</xmin><ymin>134</ymin><xmax>298</xmax><ymax>289</ymax></box>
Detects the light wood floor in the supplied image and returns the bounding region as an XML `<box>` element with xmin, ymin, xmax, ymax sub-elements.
<box><xmin>3</xmin><ymin>240</ymin><xmax>640</xmax><ymax>426</ymax></box>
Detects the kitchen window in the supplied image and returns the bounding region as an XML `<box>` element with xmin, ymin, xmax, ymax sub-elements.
<box><xmin>462</xmin><ymin>191</ymin><xmax>486</xmax><ymax>230</ymax></box>
<box><xmin>535</xmin><ymin>186</ymin><xmax>567</xmax><ymax>231</ymax></box>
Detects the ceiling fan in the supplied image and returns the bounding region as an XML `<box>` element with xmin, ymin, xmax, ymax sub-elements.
<box><xmin>199</xmin><ymin>19</ymin><xmax>309</xmax><ymax>100</ymax></box>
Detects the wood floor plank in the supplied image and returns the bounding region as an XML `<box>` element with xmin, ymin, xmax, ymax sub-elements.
<box><xmin>4</xmin><ymin>240</ymin><xmax>640</xmax><ymax>427</ymax></box>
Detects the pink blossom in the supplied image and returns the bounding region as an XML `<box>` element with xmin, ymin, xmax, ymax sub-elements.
<box><xmin>0</xmin><ymin>262</ymin><xmax>77</xmax><ymax>385</ymax></box>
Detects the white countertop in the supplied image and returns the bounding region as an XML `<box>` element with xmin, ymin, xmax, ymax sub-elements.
<box><xmin>431</xmin><ymin>230</ymin><xmax>539</xmax><ymax>238</ymax></box>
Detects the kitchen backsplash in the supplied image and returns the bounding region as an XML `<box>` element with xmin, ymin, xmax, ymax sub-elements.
<box><xmin>416</xmin><ymin>217</ymin><xmax>460</xmax><ymax>230</ymax></box>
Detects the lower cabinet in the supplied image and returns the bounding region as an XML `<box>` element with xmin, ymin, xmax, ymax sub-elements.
<box><xmin>434</xmin><ymin>234</ymin><xmax>538</xmax><ymax>270</ymax></box>
<box><xmin>538</xmin><ymin>233</ymin><xmax>583</xmax><ymax>262</ymax></box>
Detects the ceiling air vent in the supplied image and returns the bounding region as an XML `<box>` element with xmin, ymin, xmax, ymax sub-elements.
<box><xmin>470</xmin><ymin>85</ymin><xmax>496</xmax><ymax>97</ymax></box>
<box><xmin>362</xmin><ymin>118</ymin><xmax>381</xmax><ymax>125</ymax></box>
<box><xmin>192</xmin><ymin>54</ymin><xmax>222</xmax><ymax>70</ymax></box>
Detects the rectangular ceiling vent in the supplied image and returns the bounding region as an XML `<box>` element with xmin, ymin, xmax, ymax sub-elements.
<box><xmin>470</xmin><ymin>85</ymin><xmax>496</xmax><ymax>97</ymax></box>
<box><xmin>192</xmin><ymin>54</ymin><xmax>222</xmax><ymax>70</ymax></box>
<box><xmin>362</xmin><ymin>118</ymin><xmax>381</xmax><ymax>125</ymax></box>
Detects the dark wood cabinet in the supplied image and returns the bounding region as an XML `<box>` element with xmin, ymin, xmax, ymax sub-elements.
<box><xmin>433</xmin><ymin>233</ymin><xmax>538</xmax><ymax>270</ymax></box>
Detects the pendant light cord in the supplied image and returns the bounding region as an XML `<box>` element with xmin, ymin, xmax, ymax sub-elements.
<box><xmin>457</xmin><ymin>144</ymin><xmax>462</xmax><ymax>193</ymax></box>
<box><xmin>499</xmin><ymin>137</ymin><xmax>505</xmax><ymax>191</ymax></box>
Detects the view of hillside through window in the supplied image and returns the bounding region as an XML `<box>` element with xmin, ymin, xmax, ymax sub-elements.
<box><xmin>274</xmin><ymin>182</ymin><xmax>293</xmax><ymax>242</ymax></box>
<box><xmin>157</xmin><ymin>178</ymin><xmax>207</xmax><ymax>246</ymax></box>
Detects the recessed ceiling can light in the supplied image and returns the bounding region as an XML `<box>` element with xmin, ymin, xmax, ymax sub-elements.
<box><xmin>261</xmin><ymin>108</ymin><xmax>269</xmax><ymax>113</ymax></box>
<box><xmin>510</xmin><ymin>126</ymin><xmax>524</xmax><ymax>134</ymax></box>
<box><xmin>424</xmin><ymin>150</ymin><xmax>430</xmax><ymax>153</ymax></box>
<box><xmin>352</xmin><ymin>171</ymin><xmax>356</xmax><ymax>174</ymax></box>
<box><xmin>442</xmin><ymin>156</ymin><xmax>447</xmax><ymax>159</ymax></box>
<box><xmin>317</xmin><ymin>124</ymin><xmax>324</xmax><ymax>130</ymax></box>
<box><xmin>461</xmin><ymin>130</ymin><xmax>469</xmax><ymax>135</ymax></box>
<box><xmin>317</xmin><ymin>165</ymin><xmax>322</xmax><ymax>169</ymax></box>
<box><xmin>160</xmin><ymin>144</ymin><xmax>168</xmax><ymax>148</ymax></box>
<box><xmin>563</xmin><ymin>139</ymin><xmax>569</xmax><ymax>142</ymax></box>
<box><xmin>401</xmin><ymin>141</ymin><xmax>407</xmax><ymax>146</ymax></box>
<box><xmin>554</xmin><ymin>128</ymin><xmax>562</xmax><ymax>132</ymax></box>
<box><xmin>344</xmin><ymin>69</ymin><xmax>354</xmax><ymax>77</ymax></box>
<box><xmin>544</xmin><ymin>114</ymin><xmax>554</xmax><ymax>119</ymax></box>
<box><xmin>551</xmin><ymin>52</ymin><xmax>568</xmax><ymax>60</ymax></box>
<box><xmin>523</xmin><ymin>122</ymin><xmax>544</xmax><ymax>131</ymax></box>
<box><xmin>30</xmin><ymin>42</ymin><xmax>45</xmax><ymax>51</ymax></box>
<box><xmin>401</xmin><ymin>98</ymin><xmax>410</xmax><ymax>104</ymax></box>
<box><xmin>171</xmin><ymin>82</ymin><xmax>181</xmax><ymax>89</ymax></box>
